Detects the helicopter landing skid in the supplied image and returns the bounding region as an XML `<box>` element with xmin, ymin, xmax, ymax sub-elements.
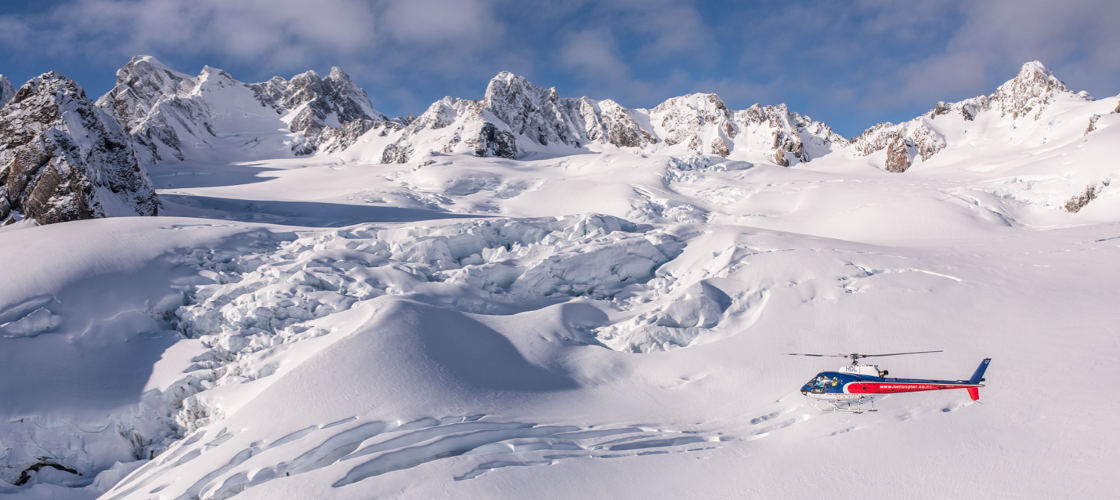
<box><xmin>813</xmin><ymin>397</ymin><xmax>878</xmax><ymax>414</ymax></box>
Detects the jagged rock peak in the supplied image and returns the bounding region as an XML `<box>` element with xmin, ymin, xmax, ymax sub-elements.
<box><xmin>251</xmin><ymin>64</ymin><xmax>385</xmax><ymax>154</ymax></box>
<box><xmin>991</xmin><ymin>60</ymin><xmax>1083</xmax><ymax>120</ymax></box>
<box><xmin>0</xmin><ymin>75</ymin><xmax>15</xmax><ymax>108</ymax></box>
<box><xmin>482</xmin><ymin>71</ymin><xmax>579</xmax><ymax>147</ymax></box>
<box><xmin>0</xmin><ymin>72</ymin><xmax>159</xmax><ymax>224</ymax></box>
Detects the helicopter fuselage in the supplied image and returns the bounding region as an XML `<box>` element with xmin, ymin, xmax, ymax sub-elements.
<box><xmin>801</xmin><ymin>366</ymin><xmax>984</xmax><ymax>402</ymax></box>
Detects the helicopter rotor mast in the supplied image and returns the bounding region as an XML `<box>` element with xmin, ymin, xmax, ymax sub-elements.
<box><xmin>786</xmin><ymin>350</ymin><xmax>943</xmax><ymax>365</ymax></box>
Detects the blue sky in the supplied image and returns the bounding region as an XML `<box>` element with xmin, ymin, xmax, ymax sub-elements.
<box><xmin>2</xmin><ymin>0</ymin><xmax>1118</xmax><ymax>137</ymax></box>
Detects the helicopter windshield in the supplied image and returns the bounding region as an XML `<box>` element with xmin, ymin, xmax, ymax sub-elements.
<box><xmin>805</xmin><ymin>374</ymin><xmax>832</xmax><ymax>388</ymax></box>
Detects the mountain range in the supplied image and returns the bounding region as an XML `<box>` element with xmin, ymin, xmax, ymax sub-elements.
<box><xmin>2</xmin><ymin>57</ymin><xmax>1112</xmax><ymax>225</ymax></box>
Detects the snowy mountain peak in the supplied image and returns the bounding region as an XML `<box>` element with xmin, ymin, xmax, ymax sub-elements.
<box><xmin>849</xmin><ymin>60</ymin><xmax>1095</xmax><ymax>172</ymax></box>
<box><xmin>991</xmin><ymin>59</ymin><xmax>1084</xmax><ymax>120</ymax></box>
<box><xmin>368</xmin><ymin>72</ymin><xmax>841</xmax><ymax>165</ymax></box>
<box><xmin>0</xmin><ymin>74</ymin><xmax>17</xmax><ymax>108</ymax></box>
<box><xmin>0</xmin><ymin>72</ymin><xmax>158</xmax><ymax>224</ymax></box>
<box><xmin>649</xmin><ymin>93</ymin><xmax>736</xmax><ymax>156</ymax></box>
<box><xmin>98</xmin><ymin>57</ymin><xmax>386</xmax><ymax>163</ymax></box>
<box><xmin>118</xmin><ymin>54</ymin><xmax>182</xmax><ymax>82</ymax></box>
<box><xmin>482</xmin><ymin>71</ymin><xmax>578</xmax><ymax>147</ymax></box>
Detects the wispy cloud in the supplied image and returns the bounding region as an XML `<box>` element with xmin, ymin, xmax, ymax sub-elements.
<box><xmin>0</xmin><ymin>0</ymin><xmax>1117</xmax><ymax>135</ymax></box>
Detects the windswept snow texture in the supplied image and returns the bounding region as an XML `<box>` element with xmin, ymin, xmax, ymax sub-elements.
<box><xmin>1</xmin><ymin>60</ymin><xmax>1120</xmax><ymax>499</ymax></box>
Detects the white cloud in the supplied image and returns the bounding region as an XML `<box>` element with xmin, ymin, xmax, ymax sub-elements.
<box><xmin>380</xmin><ymin>0</ymin><xmax>498</xmax><ymax>45</ymax></box>
<box><xmin>559</xmin><ymin>29</ymin><xmax>630</xmax><ymax>85</ymax></box>
<box><xmin>872</xmin><ymin>0</ymin><xmax>1120</xmax><ymax>106</ymax></box>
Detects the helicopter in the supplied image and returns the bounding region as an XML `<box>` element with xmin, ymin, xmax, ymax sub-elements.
<box><xmin>788</xmin><ymin>350</ymin><xmax>991</xmax><ymax>413</ymax></box>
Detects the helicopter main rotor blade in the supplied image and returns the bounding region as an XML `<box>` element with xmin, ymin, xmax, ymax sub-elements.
<box><xmin>785</xmin><ymin>353</ymin><xmax>848</xmax><ymax>357</ymax></box>
<box><xmin>856</xmin><ymin>350</ymin><xmax>943</xmax><ymax>358</ymax></box>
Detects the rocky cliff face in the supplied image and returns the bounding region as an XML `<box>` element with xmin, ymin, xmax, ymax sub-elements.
<box><xmin>849</xmin><ymin>61</ymin><xmax>1089</xmax><ymax>172</ymax></box>
<box><xmin>0</xmin><ymin>72</ymin><xmax>159</xmax><ymax>225</ymax></box>
<box><xmin>0</xmin><ymin>75</ymin><xmax>15</xmax><ymax>108</ymax></box>
<box><xmin>250</xmin><ymin>67</ymin><xmax>386</xmax><ymax>154</ymax></box>
<box><xmin>96</xmin><ymin>56</ymin><xmax>212</xmax><ymax>164</ymax></box>
<box><xmin>377</xmin><ymin>71</ymin><xmax>840</xmax><ymax>165</ymax></box>
<box><xmin>97</xmin><ymin>56</ymin><xmax>385</xmax><ymax>164</ymax></box>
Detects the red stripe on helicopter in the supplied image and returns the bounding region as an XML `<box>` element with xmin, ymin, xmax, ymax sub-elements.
<box><xmin>844</xmin><ymin>382</ymin><xmax>979</xmax><ymax>394</ymax></box>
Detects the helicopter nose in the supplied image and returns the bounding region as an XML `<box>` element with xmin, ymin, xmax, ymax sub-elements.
<box><xmin>800</xmin><ymin>387</ymin><xmax>808</xmax><ymax>396</ymax></box>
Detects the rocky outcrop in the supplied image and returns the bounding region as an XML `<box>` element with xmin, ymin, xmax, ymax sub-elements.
<box><xmin>1085</xmin><ymin>114</ymin><xmax>1100</xmax><ymax>135</ymax></box>
<box><xmin>0</xmin><ymin>72</ymin><xmax>158</xmax><ymax>224</ymax></box>
<box><xmin>1064</xmin><ymin>180</ymin><xmax>1109</xmax><ymax>213</ymax></box>
<box><xmin>98</xmin><ymin>55</ymin><xmax>385</xmax><ymax>164</ymax></box>
<box><xmin>884</xmin><ymin>136</ymin><xmax>911</xmax><ymax>173</ymax></box>
<box><xmin>0</xmin><ymin>75</ymin><xmax>15</xmax><ymax>108</ymax></box>
<box><xmin>851</xmin><ymin>120</ymin><xmax>945</xmax><ymax>172</ymax></box>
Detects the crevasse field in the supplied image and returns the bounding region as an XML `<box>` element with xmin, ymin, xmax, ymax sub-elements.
<box><xmin>2</xmin><ymin>68</ymin><xmax>1119</xmax><ymax>499</ymax></box>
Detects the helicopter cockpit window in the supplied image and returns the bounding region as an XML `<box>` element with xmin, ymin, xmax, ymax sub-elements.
<box><xmin>806</xmin><ymin>374</ymin><xmax>832</xmax><ymax>388</ymax></box>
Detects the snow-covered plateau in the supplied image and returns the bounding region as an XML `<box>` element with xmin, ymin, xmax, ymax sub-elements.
<box><xmin>0</xmin><ymin>59</ymin><xmax>1118</xmax><ymax>499</ymax></box>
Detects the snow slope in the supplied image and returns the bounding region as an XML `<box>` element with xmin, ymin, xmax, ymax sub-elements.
<box><xmin>0</xmin><ymin>61</ymin><xmax>1118</xmax><ymax>499</ymax></box>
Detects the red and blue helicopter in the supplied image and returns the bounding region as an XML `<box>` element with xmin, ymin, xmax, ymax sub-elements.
<box><xmin>789</xmin><ymin>350</ymin><xmax>991</xmax><ymax>412</ymax></box>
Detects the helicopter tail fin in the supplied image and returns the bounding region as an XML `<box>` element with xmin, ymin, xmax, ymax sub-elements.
<box><xmin>968</xmin><ymin>358</ymin><xmax>991</xmax><ymax>385</ymax></box>
<box><xmin>966</xmin><ymin>358</ymin><xmax>991</xmax><ymax>401</ymax></box>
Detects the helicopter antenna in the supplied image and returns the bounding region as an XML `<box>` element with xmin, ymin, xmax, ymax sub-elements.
<box><xmin>786</xmin><ymin>350</ymin><xmax>943</xmax><ymax>365</ymax></box>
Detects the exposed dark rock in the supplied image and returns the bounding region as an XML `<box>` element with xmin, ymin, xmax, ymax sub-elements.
<box><xmin>884</xmin><ymin>137</ymin><xmax>911</xmax><ymax>173</ymax></box>
<box><xmin>13</xmin><ymin>461</ymin><xmax>82</xmax><ymax>486</ymax></box>
<box><xmin>472</xmin><ymin>123</ymin><xmax>518</xmax><ymax>158</ymax></box>
<box><xmin>381</xmin><ymin>140</ymin><xmax>412</xmax><ymax>164</ymax></box>
<box><xmin>1085</xmin><ymin>114</ymin><xmax>1100</xmax><ymax>135</ymax></box>
<box><xmin>772</xmin><ymin>148</ymin><xmax>789</xmax><ymax>167</ymax></box>
<box><xmin>711</xmin><ymin>136</ymin><xmax>730</xmax><ymax>157</ymax></box>
<box><xmin>0</xmin><ymin>72</ymin><xmax>158</xmax><ymax>225</ymax></box>
<box><xmin>1065</xmin><ymin>180</ymin><xmax>1110</xmax><ymax>213</ymax></box>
